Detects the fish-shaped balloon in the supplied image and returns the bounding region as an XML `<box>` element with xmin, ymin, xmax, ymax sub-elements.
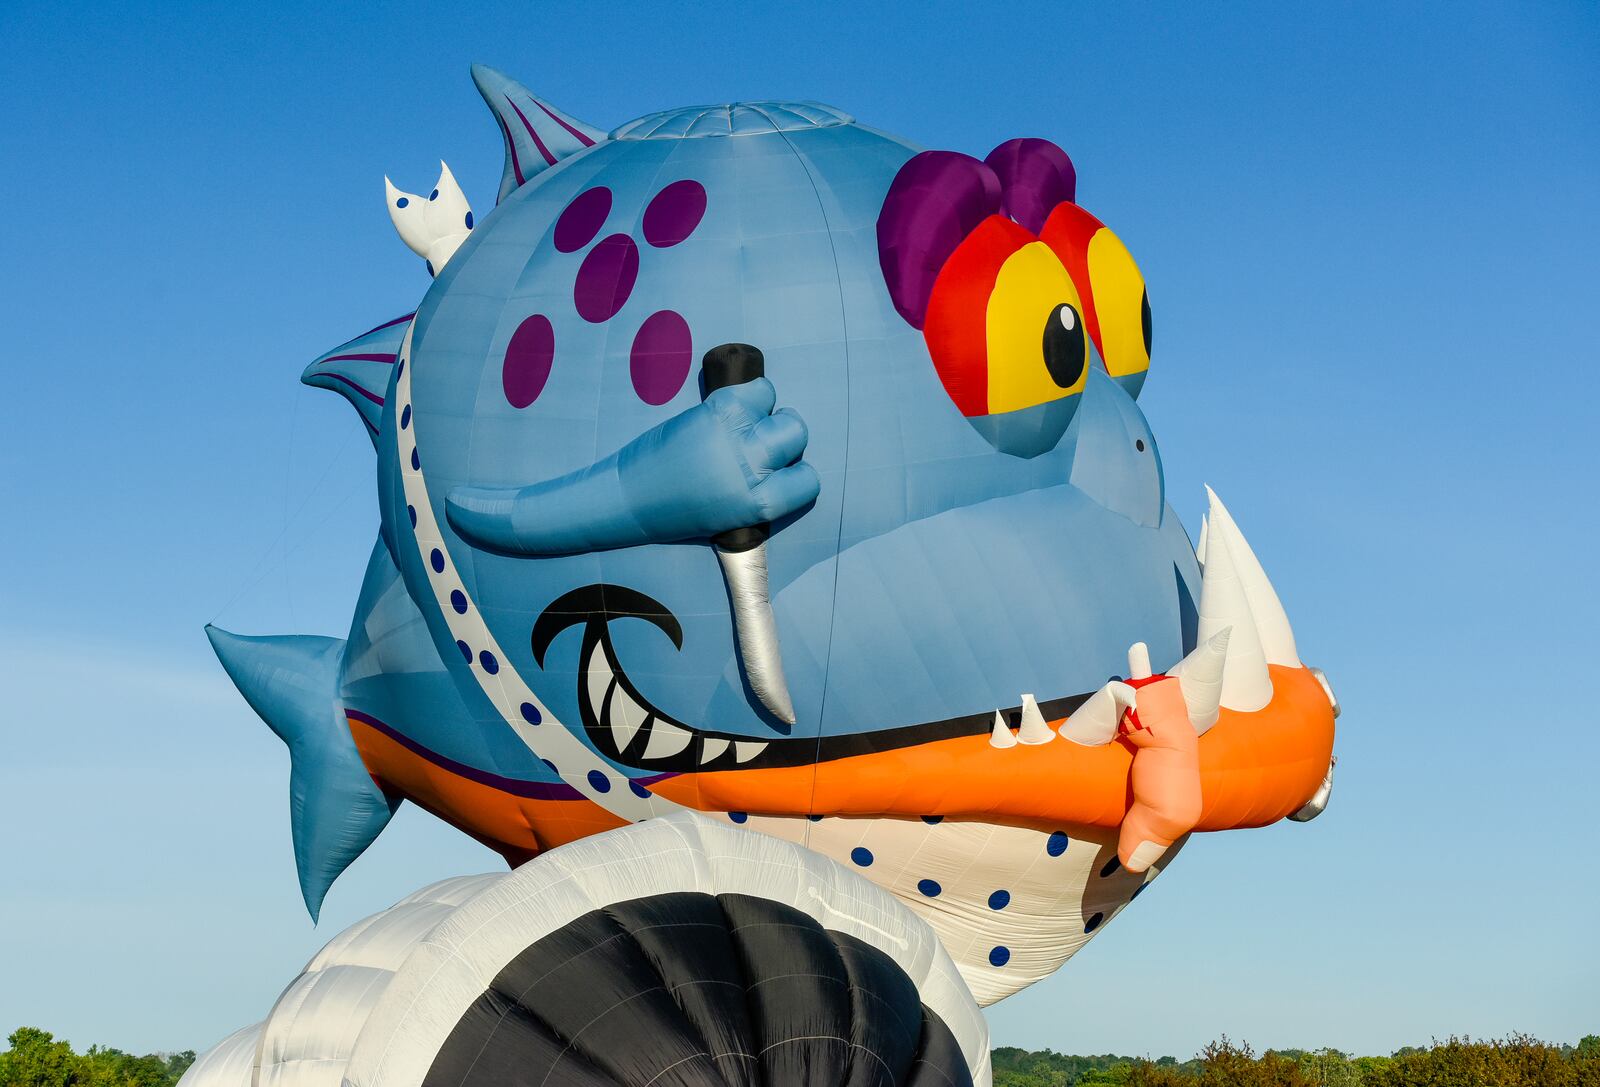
<box><xmin>209</xmin><ymin>65</ymin><xmax>1338</xmax><ymax>1005</ymax></box>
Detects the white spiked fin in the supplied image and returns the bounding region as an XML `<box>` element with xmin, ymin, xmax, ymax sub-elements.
<box><xmin>1017</xmin><ymin>694</ymin><xmax>1054</xmax><ymax>744</ymax></box>
<box><xmin>1059</xmin><ymin>681</ymin><xmax>1137</xmax><ymax>746</ymax></box>
<box><xmin>1194</xmin><ymin>514</ymin><xmax>1273</xmax><ymax>712</ymax></box>
<box><xmin>1205</xmin><ymin>486</ymin><xmax>1300</xmax><ymax>667</ymax></box>
<box><xmin>1127</xmin><ymin>642</ymin><xmax>1152</xmax><ymax>680</ymax></box>
<box><xmin>1169</xmin><ymin>627</ymin><xmax>1231</xmax><ymax>734</ymax></box>
<box><xmin>1195</xmin><ymin>514</ymin><xmax>1209</xmax><ymax>568</ymax></box>
<box><xmin>385</xmin><ymin>161</ymin><xmax>474</xmax><ymax>276</ymax></box>
<box><xmin>989</xmin><ymin>710</ymin><xmax>1017</xmax><ymax>749</ymax></box>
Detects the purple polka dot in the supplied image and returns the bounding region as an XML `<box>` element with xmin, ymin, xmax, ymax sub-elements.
<box><xmin>553</xmin><ymin>187</ymin><xmax>612</xmax><ymax>253</ymax></box>
<box><xmin>573</xmin><ymin>234</ymin><xmax>639</xmax><ymax>323</ymax></box>
<box><xmin>643</xmin><ymin>180</ymin><xmax>707</xmax><ymax>248</ymax></box>
<box><xmin>629</xmin><ymin>310</ymin><xmax>693</xmax><ymax>405</ymax></box>
<box><xmin>503</xmin><ymin>314</ymin><xmax>555</xmax><ymax>408</ymax></box>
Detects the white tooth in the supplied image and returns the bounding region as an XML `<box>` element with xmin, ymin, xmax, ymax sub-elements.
<box><xmin>608</xmin><ymin>685</ymin><xmax>648</xmax><ymax>751</ymax></box>
<box><xmin>1195</xmin><ymin>514</ymin><xmax>1209</xmax><ymax>568</ymax></box>
<box><xmin>585</xmin><ymin>644</ymin><xmax>613</xmax><ymax>715</ymax></box>
<box><xmin>642</xmin><ymin>719</ymin><xmax>692</xmax><ymax>759</ymax></box>
<box><xmin>734</xmin><ymin>741</ymin><xmax>767</xmax><ymax>763</ymax></box>
<box><xmin>989</xmin><ymin>710</ymin><xmax>1017</xmax><ymax>749</ymax></box>
<box><xmin>699</xmin><ymin>736</ymin><xmax>730</xmax><ymax>764</ymax></box>
<box><xmin>1169</xmin><ymin>628</ymin><xmax>1230</xmax><ymax>734</ymax></box>
<box><xmin>1127</xmin><ymin>642</ymin><xmax>1152</xmax><ymax>680</ymax></box>
<box><xmin>1205</xmin><ymin>486</ymin><xmax>1300</xmax><ymax>667</ymax></box>
<box><xmin>1059</xmin><ymin>681</ymin><xmax>1137</xmax><ymax>745</ymax></box>
<box><xmin>1195</xmin><ymin>499</ymin><xmax>1273</xmax><ymax>712</ymax></box>
<box><xmin>1016</xmin><ymin>694</ymin><xmax>1054</xmax><ymax>744</ymax></box>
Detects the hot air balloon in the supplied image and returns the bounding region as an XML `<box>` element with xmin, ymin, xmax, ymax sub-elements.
<box><xmin>178</xmin><ymin>815</ymin><xmax>990</xmax><ymax>1087</ymax></box>
<box><xmin>209</xmin><ymin>64</ymin><xmax>1339</xmax><ymax>1004</ymax></box>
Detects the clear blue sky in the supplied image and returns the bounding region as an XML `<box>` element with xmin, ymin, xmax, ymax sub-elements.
<box><xmin>2</xmin><ymin>0</ymin><xmax>1596</xmax><ymax>1062</ymax></box>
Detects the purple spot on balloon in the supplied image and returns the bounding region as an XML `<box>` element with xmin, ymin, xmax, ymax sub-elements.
<box><xmin>643</xmin><ymin>180</ymin><xmax>707</xmax><ymax>248</ymax></box>
<box><xmin>503</xmin><ymin>314</ymin><xmax>555</xmax><ymax>408</ymax></box>
<box><xmin>553</xmin><ymin>187</ymin><xmax>611</xmax><ymax>253</ymax></box>
<box><xmin>573</xmin><ymin>234</ymin><xmax>639</xmax><ymax>323</ymax></box>
<box><xmin>629</xmin><ymin>310</ymin><xmax>693</xmax><ymax>405</ymax></box>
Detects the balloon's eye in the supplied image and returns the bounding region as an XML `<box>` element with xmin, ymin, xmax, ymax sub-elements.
<box><xmin>1141</xmin><ymin>288</ymin><xmax>1152</xmax><ymax>358</ymax></box>
<box><xmin>1043</xmin><ymin>303</ymin><xmax>1087</xmax><ymax>390</ymax></box>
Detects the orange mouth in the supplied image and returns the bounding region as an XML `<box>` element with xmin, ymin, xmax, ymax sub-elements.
<box><xmin>652</xmin><ymin>664</ymin><xmax>1335</xmax><ymax>833</ymax></box>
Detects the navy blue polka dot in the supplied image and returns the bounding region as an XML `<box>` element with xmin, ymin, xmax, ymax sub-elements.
<box><xmin>396</xmin><ymin>197</ymin><xmax>409</xmax><ymax>208</ymax></box>
<box><xmin>400</xmin><ymin>405</ymin><xmax>411</xmax><ymax>429</ymax></box>
<box><xmin>628</xmin><ymin>780</ymin><xmax>650</xmax><ymax>799</ymax></box>
<box><xmin>429</xmin><ymin>189</ymin><xmax>439</xmax><ymax>201</ymax></box>
<box><xmin>519</xmin><ymin>702</ymin><xmax>541</xmax><ymax>725</ymax></box>
<box><xmin>988</xmin><ymin>889</ymin><xmax>1011</xmax><ymax>910</ymax></box>
<box><xmin>989</xmin><ymin>945</ymin><xmax>1011</xmax><ymax>967</ymax></box>
<box><xmin>807</xmin><ymin>814</ymin><xmax>823</xmax><ymax>822</ymax></box>
<box><xmin>921</xmin><ymin>815</ymin><xmax>944</xmax><ymax>825</ymax></box>
<box><xmin>1047</xmin><ymin>831</ymin><xmax>1070</xmax><ymax>856</ymax></box>
<box><xmin>450</xmin><ymin>590</ymin><xmax>468</xmax><ymax>614</ymax></box>
<box><xmin>587</xmin><ymin>769</ymin><xmax>610</xmax><ymax>793</ymax></box>
<box><xmin>479</xmin><ymin>650</ymin><xmax>498</xmax><ymax>674</ymax></box>
<box><xmin>1100</xmin><ymin>856</ymin><xmax>1121</xmax><ymax>877</ymax></box>
<box><xmin>465</xmin><ymin>211</ymin><xmax>474</xmax><ymax>229</ymax></box>
<box><xmin>410</xmin><ymin>448</ymin><xmax>420</xmax><ymax>470</ymax></box>
<box><xmin>917</xmin><ymin>879</ymin><xmax>941</xmax><ymax>898</ymax></box>
<box><xmin>455</xmin><ymin>639</ymin><xmax>471</xmax><ymax>662</ymax></box>
<box><xmin>1085</xmin><ymin>912</ymin><xmax>1104</xmax><ymax>933</ymax></box>
<box><xmin>430</xmin><ymin>549</ymin><xmax>445</xmax><ymax>573</ymax></box>
<box><xmin>425</xmin><ymin>261</ymin><xmax>434</xmax><ymax>277</ymax></box>
<box><xmin>850</xmin><ymin>847</ymin><xmax>873</xmax><ymax>867</ymax></box>
<box><xmin>396</xmin><ymin>359</ymin><xmax>404</xmax><ymax>378</ymax></box>
<box><xmin>728</xmin><ymin>811</ymin><xmax>748</xmax><ymax>824</ymax></box>
<box><xmin>407</xmin><ymin>505</ymin><xmax>417</xmax><ymax>527</ymax></box>
<box><xmin>542</xmin><ymin>759</ymin><xmax>558</xmax><ymax>775</ymax></box>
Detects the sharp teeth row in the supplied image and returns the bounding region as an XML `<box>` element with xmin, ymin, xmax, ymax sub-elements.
<box><xmin>583</xmin><ymin>641</ymin><xmax>768</xmax><ymax>768</ymax></box>
<box><xmin>1059</xmin><ymin>680</ymin><xmax>1138</xmax><ymax>745</ymax></box>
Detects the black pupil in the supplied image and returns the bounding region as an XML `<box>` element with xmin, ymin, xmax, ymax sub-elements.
<box><xmin>1141</xmin><ymin>288</ymin><xmax>1152</xmax><ymax>358</ymax></box>
<box><xmin>1042</xmin><ymin>303</ymin><xmax>1087</xmax><ymax>389</ymax></box>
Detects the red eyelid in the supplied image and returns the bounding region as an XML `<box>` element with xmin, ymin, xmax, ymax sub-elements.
<box><xmin>1039</xmin><ymin>203</ymin><xmax>1107</xmax><ymax>353</ymax></box>
<box><xmin>923</xmin><ymin>214</ymin><xmax>1036</xmax><ymax>417</ymax></box>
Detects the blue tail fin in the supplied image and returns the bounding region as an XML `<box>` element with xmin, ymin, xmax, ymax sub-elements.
<box><xmin>205</xmin><ymin>625</ymin><xmax>398</xmax><ymax>921</ymax></box>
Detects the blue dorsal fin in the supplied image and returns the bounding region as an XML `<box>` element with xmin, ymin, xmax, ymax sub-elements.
<box><xmin>205</xmin><ymin>625</ymin><xmax>399</xmax><ymax>921</ymax></box>
<box><xmin>301</xmin><ymin>312</ymin><xmax>413</xmax><ymax>445</ymax></box>
<box><xmin>471</xmin><ymin>63</ymin><xmax>607</xmax><ymax>203</ymax></box>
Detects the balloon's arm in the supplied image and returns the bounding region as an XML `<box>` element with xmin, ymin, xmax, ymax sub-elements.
<box><xmin>445</xmin><ymin>378</ymin><xmax>818</xmax><ymax>556</ymax></box>
<box><xmin>1115</xmin><ymin>644</ymin><xmax>1203</xmax><ymax>874</ymax></box>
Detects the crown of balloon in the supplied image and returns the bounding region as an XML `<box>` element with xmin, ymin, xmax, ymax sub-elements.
<box><xmin>384</xmin><ymin>161</ymin><xmax>474</xmax><ymax>277</ymax></box>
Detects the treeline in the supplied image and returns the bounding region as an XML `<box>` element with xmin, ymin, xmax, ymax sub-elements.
<box><xmin>0</xmin><ymin>1030</ymin><xmax>192</xmax><ymax>1087</ymax></box>
<box><xmin>5</xmin><ymin>1027</ymin><xmax>1599</xmax><ymax>1087</ymax></box>
<box><xmin>994</xmin><ymin>1035</ymin><xmax>1600</xmax><ymax>1086</ymax></box>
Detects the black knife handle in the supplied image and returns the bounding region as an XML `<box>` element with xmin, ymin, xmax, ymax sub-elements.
<box><xmin>702</xmin><ymin>344</ymin><xmax>770</xmax><ymax>553</ymax></box>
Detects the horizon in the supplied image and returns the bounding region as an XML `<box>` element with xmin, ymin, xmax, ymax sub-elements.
<box><xmin>2</xmin><ymin>0</ymin><xmax>1596</xmax><ymax>1062</ymax></box>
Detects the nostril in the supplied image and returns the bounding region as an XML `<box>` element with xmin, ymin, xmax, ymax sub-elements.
<box><xmin>1135</xmin><ymin>439</ymin><xmax>1146</xmax><ymax>452</ymax></box>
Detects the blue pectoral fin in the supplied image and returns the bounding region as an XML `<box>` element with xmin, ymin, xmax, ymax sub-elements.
<box><xmin>300</xmin><ymin>313</ymin><xmax>413</xmax><ymax>445</ymax></box>
<box><xmin>205</xmin><ymin>625</ymin><xmax>398</xmax><ymax>921</ymax></box>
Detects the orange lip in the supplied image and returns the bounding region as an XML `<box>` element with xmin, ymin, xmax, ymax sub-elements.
<box><xmin>652</xmin><ymin>664</ymin><xmax>1335</xmax><ymax>833</ymax></box>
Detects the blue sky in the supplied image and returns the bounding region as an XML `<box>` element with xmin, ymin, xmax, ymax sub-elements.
<box><xmin>2</xmin><ymin>0</ymin><xmax>1596</xmax><ymax>1062</ymax></box>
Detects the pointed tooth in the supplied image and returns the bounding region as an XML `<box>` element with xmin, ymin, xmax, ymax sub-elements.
<box><xmin>734</xmin><ymin>740</ymin><xmax>767</xmax><ymax>763</ymax></box>
<box><xmin>608</xmin><ymin>684</ymin><xmax>648</xmax><ymax>751</ymax></box>
<box><xmin>585</xmin><ymin>644</ymin><xmax>613</xmax><ymax>716</ymax></box>
<box><xmin>1169</xmin><ymin>628</ymin><xmax>1230</xmax><ymax>734</ymax></box>
<box><xmin>1127</xmin><ymin>642</ymin><xmax>1152</xmax><ymax>680</ymax></box>
<box><xmin>1205</xmin><ymin>486</ymin><xmax>1300</xmax><ymax>668</ymax></box>
<box><xmin>989</xmin><ymin>710</ymin><xmax>1017</xmax><ymax>749</ymax></box>
<box><xmin>1016</xmin><ymin>694</ymin><xmax>1054</xmax><ymax>744</ymax></box>
<box><xmin>642</xmin><ymin>718</ymin><xmax>692</xmax><ymax>759</ymax></box>
<box><xmin>1059</xmin><ymin>681</ymin><xmax>1137</xmax><ymax>745</ymax></box>
<box><xmin>699</xmin><ymin>736</ymin><xmax>730</xmax><ymax>764</ymax></box>
<box><xmin>1194</xmin><ymin>504</ymin><xmax>1273</xmax><ymax>712</ymax></box>
<box><xmin>1195</xmin><ymin>514</ymin><xmax>1209</xmax><ymax>568</ymax></box>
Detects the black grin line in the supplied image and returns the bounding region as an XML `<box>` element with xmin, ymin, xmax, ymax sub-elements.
<box><xmin>531</xmin><ymin>583</ymin><xmax>1095</xmax><ymax>775</ymax></box>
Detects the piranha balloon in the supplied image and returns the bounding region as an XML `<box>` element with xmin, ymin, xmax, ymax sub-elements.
<box><xmin>209</xmin><ymin>65</ymin><xmax>1339</xmax><ymax>1004</ymax></box>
